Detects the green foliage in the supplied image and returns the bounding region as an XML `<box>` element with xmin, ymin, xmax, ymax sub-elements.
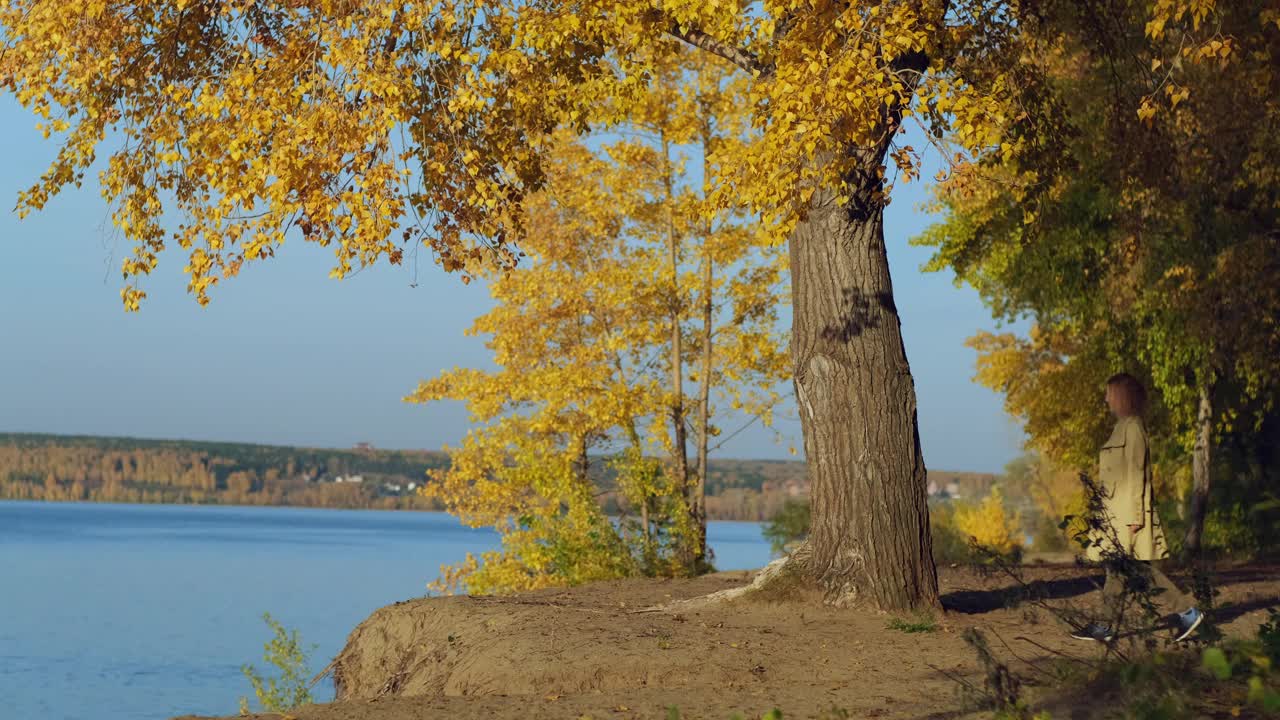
<box><xmin>240</xmin><ymin>612</ymin><xmax>315</xmax><ymax>714</ymax></box>
<box><xmin>611</xmin><ymin>446</ymin><xmax>700</xmax><ymax>578</ymax></box>
<box><xmin>914</xmin><ymin>0</ymin><xmax>1280</xmax><ymax>561</ymax></box>
<box><xmin>1202</xmin><ymin>647</ymin><xmax>1232</xmax><ymax>681</ymax></box>
<box><xmin>887</xmin><ymin>614</ymin><xmax>938</xmax><ymax>634</ymax></box>
<box><xmin>761</xmin><ymin>498</ymin><xmax>809</xmax><ymax>556</ymax></box>
<box><xmin>1194</xmin><ymin>609</ymin><xmax>1280</xmax><ymax>713</ymax></box>
<box><xmin>1201</xmin><ymin>504</ymin><xmax>1261</xmax><ymax>559</ymax></box>
<box><xmin>433</xmin><ymin>449</ymin><xmax>641</xmax><ymax>595</ymax></box>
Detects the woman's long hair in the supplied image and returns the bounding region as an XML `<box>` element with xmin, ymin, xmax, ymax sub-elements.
<box><xmin>1106</xmin><ymin>373</ymin><xmax>1147</xmax><ymax>418</ymax></box>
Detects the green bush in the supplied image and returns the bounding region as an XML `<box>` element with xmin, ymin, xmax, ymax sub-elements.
<box><xmin>1202</xmin><ymin>503</ymin><xmax>1262</xmax><ymax>559</ymax></box>
<box><xmin>239</xmin><ymin>612</ymin><xmax>315</xmax><ymax>714</ymax></box>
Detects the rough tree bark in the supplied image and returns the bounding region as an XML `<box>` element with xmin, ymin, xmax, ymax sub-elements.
<box><xmin>783</xmin><ymin>145</ymin><xmax>940</xmax><ymax>612</ymax></box>
<box><xmin>659</xmin><ymin>28</ymin><xmax>942</xmax><ymax>611</ymax></box>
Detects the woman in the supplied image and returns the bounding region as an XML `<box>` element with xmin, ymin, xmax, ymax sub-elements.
<box><xmin>1070</xmin><ymin>373</ymin><xmax>1203</xmax><ymax>643</ymax></box>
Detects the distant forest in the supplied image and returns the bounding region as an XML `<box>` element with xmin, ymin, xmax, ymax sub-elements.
<box><xmin>0</xmin><ymin>433</ymin><xmax>995</xmax><ymax>521</ymax></box>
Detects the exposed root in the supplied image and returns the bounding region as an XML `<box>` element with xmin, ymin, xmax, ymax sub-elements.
<box><xmin>635</xmin><ymin>549</ymin><xmax>817</xmax><ymax>613</ymax></box>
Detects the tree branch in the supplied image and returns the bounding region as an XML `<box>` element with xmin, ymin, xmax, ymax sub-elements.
<box><xmin>665</xmin><ymin>23</ymin><xmax>771</xmax><ymax>77</ymax></box>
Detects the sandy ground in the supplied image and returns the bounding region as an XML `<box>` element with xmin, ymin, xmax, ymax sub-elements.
<box><xmin>178</xmin><ymin>561</ymin><xmax>1280</xmax><ymax>720</ymax></box>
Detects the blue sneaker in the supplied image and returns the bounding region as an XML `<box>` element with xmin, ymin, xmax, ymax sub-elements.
<box><xmin>1070</xmin><ymin>622</ymin><xmax>1114</xmax><ymax>642</ymax></box>
<box><xmin>1174</xmin><ymin>608</ymin><xmax>1203</xmax><ymax>642</ymax></box>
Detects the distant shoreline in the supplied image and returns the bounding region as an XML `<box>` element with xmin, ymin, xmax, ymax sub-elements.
<box><xmin>0</xmin><ymin>496</ymin><xmax>776</xmax><ymax>525</ymax></box>
<box><xmin>1</xmin><ymin>431</ymin><xmax>999</xmax><ymax>522</ymax></box>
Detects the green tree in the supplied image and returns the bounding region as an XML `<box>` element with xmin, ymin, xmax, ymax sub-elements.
<box><xmin>406</xmin><ymin>53</ymin><xmax>789</xmax><ymax>592</ymax></box>
<box><xmin>915</xmin><ymin>0</ymin><xmax>1280</xmax><ymax>555</ymax></box>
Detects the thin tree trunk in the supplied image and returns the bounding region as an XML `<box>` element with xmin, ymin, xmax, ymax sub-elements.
<box><xmin>574</xmin><ymin>433</ymin><xmax>589</xmax><ymax>486</ymax></box>
<box><xmin>693</xmin><ymin>257</ymin><xmax>712</xmax><ymax>570</ymax></box>
<box><xmin>660</xmin><ymin>132</ymin><xmax>694</xmax><ymax>569</ymax></box>
<box><xmin>693</xmin><ymin>130</ymin><xmax>713</xmax><ymax>572</ymax></box>
<box><xmin>786</xmin><ymin>147</ymin><xmax>939</xmax><ymax>611</ymax></box>
<box><xmin>1183</xmin><ymin>382</ymin><xmax>1213</xmax><ymax>554</ymax></box>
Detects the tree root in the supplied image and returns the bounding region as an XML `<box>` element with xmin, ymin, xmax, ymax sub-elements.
<box><xmin>632</xmin><ymin>544</ymin><xmax>820</xmax><ymax>613</ymax></box>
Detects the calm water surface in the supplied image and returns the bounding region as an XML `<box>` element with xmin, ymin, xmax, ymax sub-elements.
<box><xmin>0</xmin><ymin>501</ymin><xmax>772</xmax><ymax>720</ymax></box>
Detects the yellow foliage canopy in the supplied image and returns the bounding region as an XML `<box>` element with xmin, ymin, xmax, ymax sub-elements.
<box><xmin>2</xmin><ymin>0</ymin><xmax>1054</xmax><ymax>310</ymax></box>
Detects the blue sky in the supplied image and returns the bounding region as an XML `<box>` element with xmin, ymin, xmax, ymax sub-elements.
<box><xmin>0</xmin><ymin>97</ymin><xmax>1027</xmax><ymax>473</ymax></box>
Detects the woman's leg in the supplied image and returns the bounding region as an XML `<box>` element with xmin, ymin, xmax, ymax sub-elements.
<box><xmin>1101</xmin><ymin>565</ymin><xmax>1125</xmax><ymax>622</ymax></box>
<box><xmin>1146</xmin><ymin>562</ymin><xmax>1195</xmax><ymax>613</ymax></box>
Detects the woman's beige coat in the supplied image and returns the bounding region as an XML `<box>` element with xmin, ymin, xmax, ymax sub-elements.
<box><xmin>1087</xmin><ymin>416</ymin><xmax>1169</xmax><ymax>562</ymax></box>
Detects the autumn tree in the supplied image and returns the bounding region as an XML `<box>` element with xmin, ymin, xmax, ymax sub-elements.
<box><xmin>407</xmin><ymin>52</ymin><xmax>791</xmax><ymax>592</ymax></box>
<box><xmin>952</xmin><ymin>486</ymin><xmax>1020</xmax><ymax>558</ymax></box>
<box><xmin>3</xmin><ymin>0</ymin><xmax>1146</xmax><ymax>609</ymax></box>
<box><xmin>916</xmin><ymin>0</ymin><xmax>1280</xmax><ymax>554</ymax></box>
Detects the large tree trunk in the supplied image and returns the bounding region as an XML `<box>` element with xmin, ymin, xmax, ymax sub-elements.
<box><xmin>1183</xmin><ymin>382</ymin><xmax>1213</xmax><ymax>554</ymax></box>
<box><xmin>786</xmin><ymin>154</ymin><xmax>939</xmax><ymax>612</ymax></box>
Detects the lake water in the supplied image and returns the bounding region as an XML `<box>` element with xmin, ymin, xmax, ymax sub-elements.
<box><xmin>0</xmin><ymin>501</ymin><xmax>772</xmax><ymax>720</ymax></box>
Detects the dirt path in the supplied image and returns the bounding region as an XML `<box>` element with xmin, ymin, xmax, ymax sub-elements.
<box><xmin>179</xmin><ymin>562</ymin><xmax>1280</xmax><ymax>720</ymax></box>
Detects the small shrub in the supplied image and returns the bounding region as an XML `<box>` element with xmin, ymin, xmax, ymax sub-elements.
<box><xmin>240</xmin><ymin>612</ymin><xmax>315</xmax><ymax>713</ymax></box>
<box><xmin>933</xmin><ymin>497</ymin><xmax>1024</xmax><ymax>566</ymax></box>
<box><xmin>954</xmin><ymin>488</ymin><xmax>1022</xmax><ymax>557</ymax></box>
